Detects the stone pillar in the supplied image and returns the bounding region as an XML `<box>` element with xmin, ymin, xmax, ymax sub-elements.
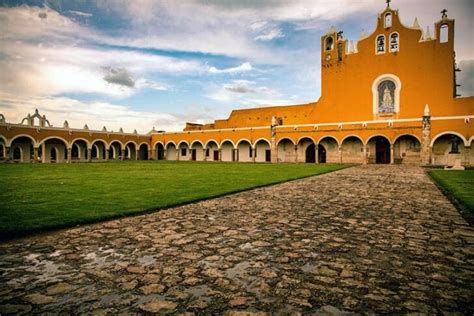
<box><xmin>203</xmin><ymin>149</ymin><xmax>207</xmax><ymax>161</ymax></box>
<box><xmin>33</xmin><ymin>147</ymin><xmax>39</xmax><ymax>163</ymax></box>
<box><xmin>148</xmin><ymin>149</ymin><xmax>153</xmax><ymax>160</ymax></box>
<box><xmin>363</xmin><ymin>145</ymin><xmax>368</xmax><ymax>164</ymax></box>
<box><xmin>315</xmin><ymin>144</ymin><xmax>319</xmax><ymax>164</ymax></box>
<box><xmin>105</xmin><ymin>149</ymin><xmax>110</xmax><ymax>161</ymax></box>
<box><xmin>252</xmin><ymin>147</ymin><xmax>256</xmax><ymax>163</ymax></box>
<box><xmin>218</xmin><ymin>149</ymin><xmax>222</xmax><ymax>162</ymax></box>
<box><xmin>42</xmin><ymin>143</ymin><xmax>46</xmax><ymax>163</ymax></box>
<box><xmin>67</xmin><ymin>148</ymin><xmax>72</xmax><ymax>163</ymax></box>
<box><xmin>270</xmin><ymin>125</ymin><xmax>278</xmax><ymax>163</ymax></box>
<box><xmin>87</xmin><ymin>148</ymin><xmax>92</xmax><ymax>162</ymax></box>
<box><xmin>338</xmin><ymin>147</ymin><xmax>342</xmax><ymax>164</ymax></box>
<box><xmin>176</xmin><ymin>149</ymin><xmax>180</xmax><ymax>161</ymax></box>
<box><xmin>390</xmin><ymin>145</ymin><xmax>394</xmax><ymax>164</ymax></box>
<box><xmin>135</xmin><ymin>149</ymin><xmax>139</xmax><ymax>160</ymax></box>
<box><xmin>294</xmin><ymin>145</ymin><xmax>298</xmax><ymax>163</ymax></box>
<box><xmin>5</xmin><ymin>146</ymin><xmax>10</xmax><ymax>162</ymax></box>
<box><xmin>421</xmin><ymin>105</ymin><xmax>431</xmax><ymax>165</ymax></box>
<box><xmin>163</xmin><ymin>149</ymin><xmax>167</xmax><ymax>160</ymax></box>
<box><xmin>234</xmin><ymin>149</ymin><xmax>239</xmax><ymax>162</ymax></box>
<box><xmin>464</xmin><ymin>147</ymin><xmax>471</xmax><ymax>166</ymax></box>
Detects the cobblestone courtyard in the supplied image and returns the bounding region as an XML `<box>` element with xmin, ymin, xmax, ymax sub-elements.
<box><xmin>0</xmin><ymin>165</ymin><xmax>473</xmax><ymax>314</ymax></box>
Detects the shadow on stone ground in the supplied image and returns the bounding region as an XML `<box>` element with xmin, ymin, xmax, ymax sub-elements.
<box><xmin>0</xmin><ymin>165</ymin><xmax>473</xmax><ymax>314</ymax></box>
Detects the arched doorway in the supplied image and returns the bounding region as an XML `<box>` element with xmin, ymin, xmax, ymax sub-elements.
<box><xmin>341</xmin><ymin>136</ymin><xmax>364</xmax><ymax>163</ymax></box>
<box><xmin>367</xmin><ymin>136</ymin><xmax>391</xmax><ymax>164</ymax></box>
<box><xmin>10</xmin><ymin>136</ymin><xmax>35</xmax><ymax>163</ymax></box>
<box><xmin>277</xmin><ymin>138</ymin><xmax>295</xmax><ymax>163</ymax></box>
<box><xmin>318</xmin><ymin>136</ymin><xmax>338</xmax><ymax>163</ymax></box>
<box><xmin>165</xmin><ymin>143</ymin><xmax>177</xmax><ymax>160</ymax></box>
<box><xmin>109</xmin><ymin>141</ymin><xmax>122</xmax><ymax>160</ymax></box>
<box><xmin>318</xmin><ymin>144</ymin><xmax>327</xmax><ymax>163</ymax></box>
<box><xmin>305</xmin><ymin>144</ymin><xmax>315</xmax><ymax>163</ymax></box>
<box><xmin>155</xmin><ymin>143</ymin><xmax>165</xmax><ymax>160</ymax></box>
<box><xmin>190</xmin><ymin>141</ymin><xmax>204</xmax><ymax>161</ymax></box>
<box><xmin>40</xmin><ymin>138</ymin><xmax>68</xmax><ymax>163</ymax></box>
<box><xmin>138</xmin><ymin>144</ymin><xmax>149</xmax><ymax>160</ymax></box>
<box><xmin>254</xmin><ymin>139</ymin><xmax>271</xmax><ymax>162</ymax></box>
<box><xmin>432</xmin><ymin>133</ymin><xmax>466</xmax><ymax>166</ymax></box>
<box><xmin>70</xmin><ymin>139</ymin><xmax>88</xmax><ymax>161</ymax></box>
<box><xmin>205</xmin><ymin>140</ymin><xmax>219</xmax><ymax>161</ymax></box>
<box><xmin>393</xmin><ymin>135</ymin><xmax>421</xmax><ymax>164</ymax></box>
<box><xmin>237</xmin><ymin>140</ymin><xmax>252</xmax><ymax>162</ymax></box>
<box><xmin>220</xmin><ymin>140</ymin><xmax>234</xmax><ymax>162</ymax></box>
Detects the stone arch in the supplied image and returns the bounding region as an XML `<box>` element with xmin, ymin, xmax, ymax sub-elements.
<box><xmin>154</xmin><ymin>142</ymin><xmax>165</xmax><ymax>160</ymax></box>
<box><xmin>138</xmin><ymin>143</ymin><xmax>149</xmax><ymax>160</ymax></box>
<box><xmin>237</xmin><ymin>139</ymin><xmax>253</xmax><ymax>162</ymax></box>
<box><xmin>165</xmin><ymin>141</ymin><xmax>177</xmax><ymax>150</ymax></box>
<box><xmin>0</xmin><ymin>137</ymin><xmax>5</xmax><ymax>160</ymax></box>
<box><xmin>393</xmin><ymin>134</ymin><xmax>421</xmax><ymax>164</ymax></box>
<box><xmin>190</xmin><ymin>140</ymin><xmax>204</xmax><ymax>161</ymax></box>
<box><xmin>220</xmin><ymin>140</ymin><xmax>235</xmax><ymax>162</ymax></box>
<box><xmin>254</xmin><ymin>138</ymin><xmax>271</xmax><ymax>163</ymax></box>
<box><xmin>205</xmin><ymin>140</ymin><xmax>220</xmax><ymax>161</ymax></box>
<box><xmin>366</xmin><ymin>135</ymin><xmax>391</xmax><ymax>164</ymax></box>
<box><xmin>177</xmin><ymin>141</ymin><xmax>190</xmax><ymax>161</ymax></box>
<box><xmin>91</xmin><ymin>139</ymin><xmax>107</xmax><ymax>160</ymax></box>
<box><xmin>39</xmin><ymin>137</ymin><xmax>68</xmax><ymax>163</ymax></box>
<box><xmin>432</xmin><ymin>132</ymin><xmax>466</xmax><ymax>166</ymax></box>
<box><xmin>71</xmin><ymin>139</ymin><xmax>89</xmax><ymax>161</ymax></box>
<box><xmin>341</xmin><ymin>136</ymin><xmax>364</xmax><ymax>164</ymax></box>
<box><xmin>297</xmin><ymin>137</ymin><xmax>316</xmax><ymax>163</ymax></box>
<box><xmin>70</xmin><ymin>138</ymin><xmax>90</xmax><ymax>149</ymax></box>
<box><xmin>124</xmin><ymin>142</ymin><xmax>137</xmax><ymax>160</ymax></box>
<box><xmin>9</xmin><ymin>136</ymin><xmax>35</xmax><ymax>163</ymax></box>
<box><xmin>165</xmin><ymin>142</ymin><xmax>177</xmax><ymax>161</ymax></box>
<box><xmin>319</xmin><ymin>136</ymin><xmax>340</xmax><ymax>163</ymax></box>
<box><xmin>109</xmin><ymin>141</ymin><xmax>123</xmax><ymax>160</ymax></box>
<box><xmin>7</xmin><ymin>134</ymin><xmax>37</xmax><ymax>147</ymax></box>
<box><xmin>277</xmin><ymin>138</ymin><xmax>296</xmax><ymax>163</ymax></box>
<box><xmin>430</xmin><ymin>131</ymin><xmax>468</xmax><ymax>147</ymax></box>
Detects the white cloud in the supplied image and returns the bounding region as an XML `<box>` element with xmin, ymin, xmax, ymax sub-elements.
<box><xmin>206</xmin><ymin>80</ymin><xmax>289</xmax><ymax>106</ymax></box>
<box><xmin>254</xmin><ymin>28</ymin><xmax>284</xmax><ymax>41</ymax></box>
<box><xmin>209</xmin><ymin>62</ymin><xmax>253</xmax><ymax>74</ymax></box>
<box><xmin>0</xmin><ymin>93</ymin><xmax>183</xmax><ymax>133</ymax></box>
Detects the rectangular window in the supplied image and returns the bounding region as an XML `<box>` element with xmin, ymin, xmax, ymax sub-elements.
<box><xmin>206</xmin><ymin>148</ymin><xmax>210</xmax><ymax>156</ymax></box>
<box><xmin>249</xmin><ymin>147</ymin><xmax>252</xmax><ymax>158</ymax></box>
<box><xmin>181</xmin><ymin>148</ymin><xmax>187</xmax><ymax>156</ymax></box>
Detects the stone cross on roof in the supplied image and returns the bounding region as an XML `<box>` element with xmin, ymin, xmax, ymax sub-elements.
<box><xmin>441</xmin><ymin>9</ymin><xmax>448</xmax><ymax>19</ymax></box>
<box><xmin>386</xmin><ymin>0</ymin><xmax>391</xmax><ymax>8</ymax></box>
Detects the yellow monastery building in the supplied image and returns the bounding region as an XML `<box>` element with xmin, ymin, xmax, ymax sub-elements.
<box><xmin>0</xmin><ymin>4</ymin><xmax>473</xmax><ymax>166</ymax></box>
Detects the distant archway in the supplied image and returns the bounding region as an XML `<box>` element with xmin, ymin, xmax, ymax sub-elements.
<box><xmin>367</xmin><ymin>135</ymin><xmax>391</xmax><ymax>164</ymax></box>
<box><xmin>155</xmin><ymin>143</ymin><xmax>165</xmax><ymax>160</ymax></box>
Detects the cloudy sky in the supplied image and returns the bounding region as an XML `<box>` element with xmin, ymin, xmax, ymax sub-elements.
<box><xmin>0</xmin><ymin>0</ymin><xmax>472</xmax><ymax>133</ymax></box>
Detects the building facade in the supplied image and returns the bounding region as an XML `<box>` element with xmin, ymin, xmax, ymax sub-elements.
<box><xmin>1</xmin><ymin>5</ymin><xmax>473</xmax><ymax>165</ymax></box>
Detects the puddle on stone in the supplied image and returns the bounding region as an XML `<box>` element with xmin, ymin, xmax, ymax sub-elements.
<box><xmin>137</xmin><ymin>255</ymin><xmax>156</xmax><ymax>266</ymax></box>
<box><xmin>300</xmin><ymin>262</ymin><xmax>317</xmax><ymax>273</ymax></box>
<box><xmin>225</xmin><ymin>261</ymin><xmax>252</xmax><ymax>280</ymax></box>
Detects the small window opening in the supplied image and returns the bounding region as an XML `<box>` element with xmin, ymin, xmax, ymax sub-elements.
<box><xmin>440</xmin><ymin>24</ymin><xmax>449</xmax><ymax>43</ymax></box>
<box><xmin>181</xmin><ymin>148</ymin><xmax>187</xmax><ymax>156</ymax></box>
<box><xmin>376</xmin><ymin>35</ymin><xmax>385</xmax><ymax>54</ymax></box>
<box><xmin>325</xmin><ymin>37</ymin><xmax>334</xmax><ymax>51</ymax></box>
<box><xmin>390</xmin><ymin>33</ymin><xmax>399</xmax><ymax>52</ymax></box>
<box><xmin>385</xmin><ymin>13</ymin><xmax>392</xmax><ymax>28</ymax></box>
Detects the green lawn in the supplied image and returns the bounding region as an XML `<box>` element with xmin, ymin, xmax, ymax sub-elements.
<box><xmin>0</xmin><ymin>161</ymin><xmax>348</xmax><ymax>238</ymax></box>
<box><xmin>428</xmin><ymin>169</ymin><xmax>474</xmax><ymax>222</ymax></box>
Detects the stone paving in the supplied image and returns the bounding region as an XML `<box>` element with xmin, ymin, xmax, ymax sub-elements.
<box><xmin>1</xmin><ymin>165</ymin><xmax>473</xmax><ymax>314</ymax></box>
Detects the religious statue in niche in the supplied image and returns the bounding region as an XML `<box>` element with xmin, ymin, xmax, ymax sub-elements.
<box><xmin>378</xmin><ymin>80</ymin><xmax>396</xmax><ymax>112</ymax></box>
